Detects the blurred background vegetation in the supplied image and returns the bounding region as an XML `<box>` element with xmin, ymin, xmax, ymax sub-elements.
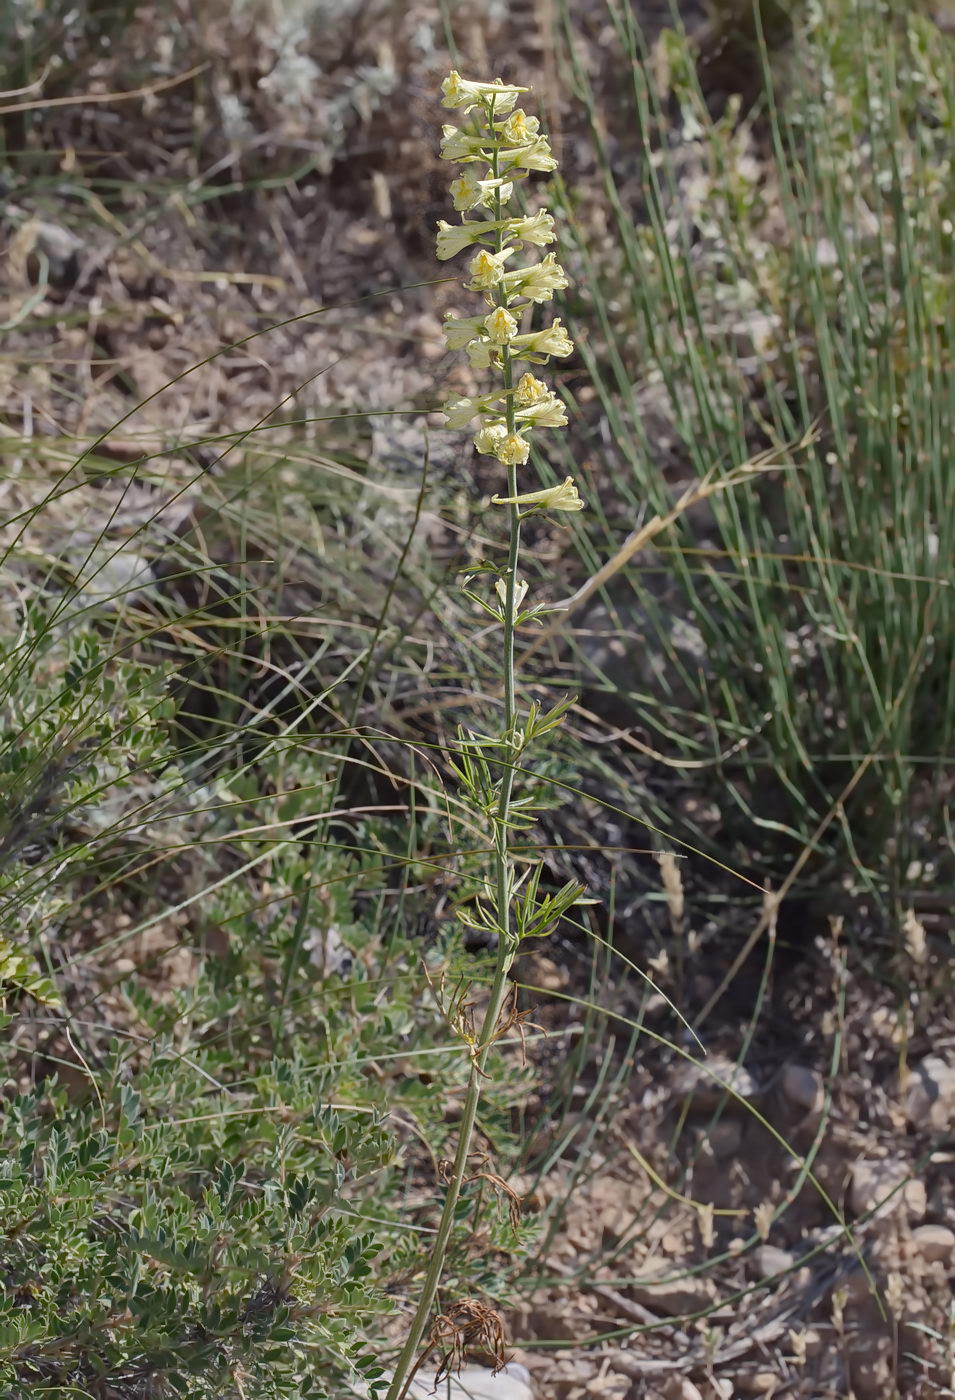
<box><xmin>1</xmin><ymin>1</ymin><xmax>954</xmax><ymax>1396</ymax></box>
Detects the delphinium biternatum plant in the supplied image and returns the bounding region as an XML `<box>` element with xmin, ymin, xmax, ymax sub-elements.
<box><xmin>385</xmin><ymin>71</ymin><xmax>586</xmax><ymax>1398</ymax></box>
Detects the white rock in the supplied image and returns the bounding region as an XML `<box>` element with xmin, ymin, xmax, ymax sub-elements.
<box><xmin>74</xmin><ymin>545</ymin><xmax>155</xmax><ymax>610</ymax></box>
<box><xmin>398</xmin><ymin>1366</ymin><xmax>533</xmax><ymax>1400</ymax></box>
<box><xmin>630</xmin><ymin>1264</ymin><xmax>718</xmax><ymax>1317</ymax></box>
<box><xmin>911</xmin><ymin>1223</ymin><xmax>955</xmax><ymax>1264</ymax></box>
<box><xmin>849</xmin><ymin>1157</ymin><xmax>926</xmax><ymax>1222</ymax></box>
<box><xmin>674</xmin><ymin>1053</ymin><xmax>757</xmax><ymax>1112</ymax></box>
<box><xmin>755</xmin><ymin>1244</ymin><xmax>795</xmax><ymax>1279</ymax></box>
<box><xmin>730</xmin><ymin>309</ymin><xmax>780</xmax><ymax>359</ymax></box>
<box><xmin>743</xmin><ymin>1371</ymin><xmax>786</xmax><ymax>1394</ymax></box>
<box><xmin>662</xmin><ymin>1379</ymin><xmax>704</xmax><ymax>1400</ymax></box>
<box><xmin>905</xmin><ymin>1055</ymin><xmax>955</xmax><ymax>1129</ymax></box>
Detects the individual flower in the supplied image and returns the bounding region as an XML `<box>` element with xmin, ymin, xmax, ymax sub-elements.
<box><xmin>513</xmin><ymin>372</ymin><xmax>550</xmax><ymax>406</ymax></box>
<box><xmin>496</xmin><ymin>432</ymin><xmax>532</xmax><ymax>465</ymax></box>
<box><xmin>474</xmin><ymin>422</ymin><xmax>509</xmax><ymax>456</ymax></box>
<box><xmin>439</xmin><ymin>125</ymin><xmax>492</xmax><ymax>162</ymax></box>
<box><xmin>450</xmin><ymin>171</ymin><xmax>514</xmax><ymax>211</ymax></box>
<box><xmin>473</xmin><ymin>424</ymin><xmax>531</xmax><ymax>465</ymax></box>
<box><xmin>492</xmin><ymin>476</ymin><xmax>584</xmax><ymax>512</ymax></box>
<box><xmin>507</xmin><ymin>210</ymin><xmax>557</xmax><ymax>246</ymax></box>
<box><xmin>507</xmin><ymin>371</ymin><xmax>566</xmax><ymax>426</ymax></box>
<box><xmin>441</xmin><ymin>71</ymin><xmax>526</xmax><ymax>114</ymax></box>
<box><xmin>498</xmin><ymin>109</ymin><xmax>540</xmax><ymax>143</ymax></box>
<box><xmin>501</xmin><ymin>136</ymin><xmax>558</xmax><ymax>173</ymax></box>
<box><xmin>443</xmin><ymin>396</ymin><xmax>484</xmax><ymax>428</ymax></box>
<box><xmin>442</xmin><ymin>313</ymin><xmax>487</xmax><ymax>349</ymax></box>
<box><xmin>516</xmin><ymin>394</ymin><xmax>568</xmax><ymax>428</ymax></box>
<box><xmin>467</xmin><ymin>339</ymin><xmax>495</xmax><ymax>369</ymax></box>
<box><xmin>467</xmin><ymin>247</ymin><xmax>515</xmax><ymax>290</ymax></box>
<box><xmin>500</xmin><ymin>253</ymin><xmax>569</xmax><ymax>303</ymax></box>
<box><xmin>510</xmin><ymin>318</ymin><xmax>574</xmax><ymax>360</ymax></box>
<box><xmin>436</xmin><ymin>220</ymin><xmax>489</xmax><ymax>261</ymax></box>
<box><xmin>484</xmin><ymin>307</ymin><xmax>518</xmax><ymax>344</ymax></box>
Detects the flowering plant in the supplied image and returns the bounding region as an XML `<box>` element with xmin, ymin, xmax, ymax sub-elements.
<box><xmin>385</xmin><ymin>72</ymin><xmax>586</xmax><ymax>1400</ymax></box>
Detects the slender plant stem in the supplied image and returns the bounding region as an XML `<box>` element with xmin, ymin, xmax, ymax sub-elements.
<box><xmin>385</xmin><ymin>114</ymin><xmax>524</xmax><ymax>1400</ymax></box>
<box><xmin>385</xmin><ymin>502</ymin><xmax>522</xmax><ymax>1400</ymax></box>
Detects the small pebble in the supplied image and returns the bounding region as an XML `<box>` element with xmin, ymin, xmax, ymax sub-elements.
<box><xmin>662</xmin><ymin>1380</ymin><xmax>703</xmax><ymax>1400</ymax></box>
<box><xmin>911</xmin><ymin>1223</ymin><xmax>955</xmax><ymax>1264</ymax></box>
<box><xmin>780</xmin><ymin>1063</ymin><xmax>823</xmax><ymax>1113</ymax></box>
<box><xmin>849</xmin><ymin>1157</ymin><xmax>926</xmax><ymax>1222</ymax></box>
<box><xmin>905</xmin><ymin>1055</ymin><xmax>955</xmax><ymax>1129</ymax></box>
<box><xmin>756</xmin><ymin>1244</ymin><xmax>795</xmax><ymax>1279</ymax></box>
<box><xmin>706</xmin><ymin>1118</ymin><xmax>743</xmax><ymax>1159</ymax></box>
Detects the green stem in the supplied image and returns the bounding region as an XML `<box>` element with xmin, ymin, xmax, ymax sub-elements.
<box><xmin>385</xmin><ymin>104</ymin><xmax>524</xmax><ymax>1400</ymax></box>
<box><xmin>385</xmin><ymin>500</ymin><xmax>521</xmax><ymax>1400</ymax></box>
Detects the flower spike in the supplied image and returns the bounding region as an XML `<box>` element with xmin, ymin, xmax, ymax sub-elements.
<box><xmin>433</xmin><ymin>70</ymin><xmax>582</xmax><ymax>510</ymax></box>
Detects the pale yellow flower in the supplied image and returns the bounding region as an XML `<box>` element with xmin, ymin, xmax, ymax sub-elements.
<box><xmin>511</xmin><ymin>373</ymin><xmax>566</xmax><ymax>426</ymax></box>
<box><xmin>514</xmin><ymin>372</ymin><xmax>550</xmax><ymax>406</ymax></box>
<box><xmin>501</xmin><ymin>253</ymin><xmax>569</xmax><ymax>303</ymax></box>
<box><xmin>495</xmin><ymin>575</ymin><xmax>529</xmax><ymax>609</ymax></box>
<box><xmin>439</xmin><ymin>125</ymin><xmax>490</xmax><ymax>162</ymax></box>
<box><xmin>474</xmin><ymin>422</ymin><xmax>509</xmax><ymax>456</ymax></box>
<box><xmin>499</xmin><ymin>109</ymin><xmax>540</xmax><ymax>144</ymax></box>
<box><xmin>442</xmin><ymin>313</ymin><xmax>487</xmax><ymax>349</ymax></box>
<box><xmin>502</xmin><ymin>135</ymin><xmax>557</xmax><ymax>173</ymax></box>
<box><xmin>511</xmin><ymin>318</ymin><xmax>574</xmax><ymax>359</ymax></box>
<box><xmin>450</xmin><ymin>171</ymin><xmax>513</xmax><ymax>212</ymax></box>
<box><xmin>507</xmin><ymin>211</ymin><xmax>557</xmax><ymax>246</ymax></box>
<box><xmin>435</xmin><ymin>220</ymin><xmax>487</xmax><ymax>260</ymax></box>
<box><xmin>492</xmin><ymin>475</ymin><xmax>583</xmax><ymax>512</ymax></box>
<box><xmin>467</xmin><ymin>339</ymin><xmax>495</xmax><ymax>369</ymax></box>
<box><xmin>441</xmin><ymin>71</ymin><xmax>526</xmax><ymax>115</ymax></box>
<box><xmin>496</xmin><ymin>432</ymin><xmax>531</xmax><ymax>465</ymax></box>
<box><xmin>467</xmin><ymin>247</ymin><xmax>515</xmax><ymax>290</ymax></box>
<box><xmin>443</xmin><ymin>396</ymin><xmax>483</xmax><ymax>428</ymax></box>
<box><xmin>516</xmin><ymin>394</ymin><xmax>568</xmax><ymax>428</ymax></box>
<box><xmin>484</xmin><ymin>307</ymin><xmax>519</xmax><ymax>345</ymax></box>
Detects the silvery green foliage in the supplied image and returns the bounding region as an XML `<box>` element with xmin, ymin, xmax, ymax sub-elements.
<box><xmin>0</xmin><ymin>1066</ymin><xmax>393</xmax><ymax>1398</ymax></box>
<box><xmin>3</xmin><ymin>0</ymin><xmax>400</xmax><ymax>178</ymax></box>
<box><xmin>0</xmin><ymin>605</ymin><xmax>529</xmax><ymax>1397</ymax></box>
<box><xmin>212</xmin><ymin>0</ymin><xmax>398</xmax><ymax>173</ymax></box>
<box><xmin>0</xmin><ymin>610</ymin><xmax>179</xmax><ymax>970</ymax></box>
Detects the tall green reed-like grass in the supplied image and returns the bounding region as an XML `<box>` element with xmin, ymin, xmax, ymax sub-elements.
<box><xmin>550</xmin><ymin>0</ymin><xmax>955</xmax><ymax>911</ymax></box>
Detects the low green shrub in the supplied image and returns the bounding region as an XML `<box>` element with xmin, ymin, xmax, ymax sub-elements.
<box><xmin>0</xmin><ymin>503</ymin><xmax>530</xmax><ymax>1395</ymax></box>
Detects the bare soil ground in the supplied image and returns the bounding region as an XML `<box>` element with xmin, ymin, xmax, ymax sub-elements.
<box><xmin>3</xmin><ymin>3</ymin><xmax>955</xmax><ymax>1397</ymax></box>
